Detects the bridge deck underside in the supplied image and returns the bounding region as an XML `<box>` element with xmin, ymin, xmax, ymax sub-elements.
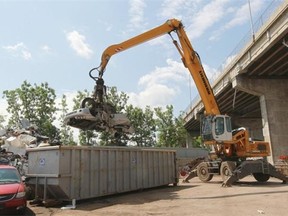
<box><xmin>185</xmin><ymin>32</ymin><xmax>288</xmax><ymax>132</ymax></box>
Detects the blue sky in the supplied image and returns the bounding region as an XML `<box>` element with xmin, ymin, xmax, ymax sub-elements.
<box><xmin>0</xmin><ymin>0</ymin><xmax>282</xmax><ymax>121</ymax></box>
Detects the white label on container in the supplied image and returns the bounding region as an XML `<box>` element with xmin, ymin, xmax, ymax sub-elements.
<box><xmin>39</xmin><ymin>158</ymin><xmax>46</xmax><ymax>167</ymax></box>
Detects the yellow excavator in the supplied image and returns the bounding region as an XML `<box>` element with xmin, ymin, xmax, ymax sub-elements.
<box><xmin>65</xmin><ymin>18</ymin><xmax>287</xmax><ymax>186</ymax></box>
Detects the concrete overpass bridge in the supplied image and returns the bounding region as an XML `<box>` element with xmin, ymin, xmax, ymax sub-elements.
<box><xmin>183</xmin><ymin>0</ymin><xmax>288</xmax><ymax>163</ymax></box>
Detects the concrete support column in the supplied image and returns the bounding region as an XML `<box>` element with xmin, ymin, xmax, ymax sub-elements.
<box><xmin>186</xmin><ymin>130</ymin><xmax>200</xmax><ymax>148</ymax></box>
<box><xmin>233</xmin><ymin>76</ymin><xmax>288</xmax><ymax>163</ymax></box>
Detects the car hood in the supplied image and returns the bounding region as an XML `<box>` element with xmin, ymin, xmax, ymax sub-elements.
<box><xmin>0</xmin><ymin>183</ymin><xmax>21</xmax><ymax>195</ymax></box>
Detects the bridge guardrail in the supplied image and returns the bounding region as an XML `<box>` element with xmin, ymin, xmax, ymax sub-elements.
<box><xmin>184</xmin><ymin>0</ymin><xmax>286</xmax><ymax>120</ymax></box>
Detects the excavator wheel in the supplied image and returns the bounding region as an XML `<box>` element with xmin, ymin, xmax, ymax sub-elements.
<box><xmin>220</xmin><ymin>161</ymin><xmax>236</xmax><ymax>181</ymax></box>
<box><xmin>253</xmin><ymin>173</ymin><xmax>270</xmax><ymax>182</ymax></box>
<box><xmin>197</xmin><ymin>162</ymin><xmax>213</xmax><ymax>182</ymax></box>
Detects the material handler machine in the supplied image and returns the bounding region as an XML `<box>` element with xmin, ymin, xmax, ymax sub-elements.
<box><xmin>65</xmin><ymin>19</ymin><xmax>287</xmax><ymax>186</ymax></box>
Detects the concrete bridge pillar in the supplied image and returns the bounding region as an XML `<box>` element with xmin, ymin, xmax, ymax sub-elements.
<box><xmin>186</xmin><ymin>130</ymin><xmax>200</xmax><ymax>148</ymax></box>
<box><xmin>232</xmin><ymin>76</ymin><xmax>288</xmax><ymax>163</ymax></box>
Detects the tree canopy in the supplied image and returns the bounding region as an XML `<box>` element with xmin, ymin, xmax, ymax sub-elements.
<box><xmin>2</xmin><ymin>81</ymin><xmax>195</xmax><ymax>148</ymax></box>
<box><xmin>3</xmin><ymin>81</ymin><xmax>58</xmax><ymax>139</ymax></box>
<box><xmin>155</xmin><ymin>105</ymin><xmax>187</xmax><ymax>147</ymax></box>
<box><xmin>126</xmin><ymin>105</ymin><xmax>156</xmax><ymax>147</ymax></box>
<box><xmin>58</xmin><ymin>94</ymin><xmax>76</xmax><ymax>145</ymax></box>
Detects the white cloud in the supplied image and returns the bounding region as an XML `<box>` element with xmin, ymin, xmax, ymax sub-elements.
<box><xmin>126</xmin><ymin>57</ymin><xmax>220</xmax><ymax>110</ymax></box>
<box><xmin>203</xmin><ymin>63</ymin><xmax>220</xmax><ymax>83</ymax></box>
<box><xmin>188</xmin><ymin>0</ymin><xmax>229</xmax><ymax>39</ymax></box>
<box><xmin>127</xmin><ymin>58</ymin><xmax>188</xmax><ymax>109</ymax></box>
<box><xmin>2</xmin><ymin>42</ymin><xmax>32</xmax><ymax>60</ymax></box>
<box><xmin>224</xmin><ymin>0</ymin><xmax>263</xmax><ymax>30</ymax></box>
<box><xmin>139</xmin><ymin>58</ymin><xmax>186</xmax><ymax>87</ymax></box>
<box><xmin>159</xmin><ymin>0</ymin><xmax>187</xmax><ymax>20</ymax></box>
<box><xmin>209</xmin><ymin>0</ymin><xmax>264</xmax><ymax>41</ymax></box>
<box><xmin>128</xmin><ymin>84</ymin><xmax>176</xmax><ymax>109</ymax></box>
<box><xmin>128</xmin><ymin>0</ymin><xmax>146</xmax><ymax>30</ymax></box>
<box><xmin>22</xmin><ymin>50</ymin><xmax>32</xmax><ymax>60</ymax></box>
<box><xmin>66</xmin><ymin>31</ymin><xmax>93</xmax><ymax>59</ymax></box>
<box><xmin>157</xmin><ymin>0</ymin><xmax>231</xmax><ymax>42</ymax></box>
<box><xmin>41</xmin><ymin>45</ymin><xmax>51</xmax><ymax>53</ymax></box>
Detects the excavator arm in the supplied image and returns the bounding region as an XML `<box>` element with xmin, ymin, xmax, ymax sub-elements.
<box><xmin>98</xmin><ymin>19</ymin><xmax>181</xmax><ymax>76</ymax></box>
<box><xmin>96</xmin><ymin>19</ymin><xmax>220</xmax><ymax>115</ymax></box>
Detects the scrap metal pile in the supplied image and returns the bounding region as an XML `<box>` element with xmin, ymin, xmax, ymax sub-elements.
<box><xmin>0</xmin><ymin>121</ymin><xmax>58</xmax><ymax>176</ymax></box>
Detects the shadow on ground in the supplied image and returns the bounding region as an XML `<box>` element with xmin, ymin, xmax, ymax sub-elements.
<box><xmin>65</xmin><ymin>184</ymin><xmax>198</xmax><ymax>212</ymax></box>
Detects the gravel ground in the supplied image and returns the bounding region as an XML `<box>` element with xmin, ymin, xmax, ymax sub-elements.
<box><xmin>23</xmin><ymin>175</ymin><xmax>288</xmax><ymax>216</ymax></box>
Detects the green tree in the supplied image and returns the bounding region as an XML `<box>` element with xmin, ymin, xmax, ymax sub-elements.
<box><xmin>98</xmin><ymin>131</ymin><xmax>128</xmax><ymax>146</ymax></box>
<box><xmin>3</xmin><ymin>81</ymin><xmax>58</xmax><ymax>139</ymax></box>
<box><xmin>72</xmin><ymin>90</ymin><xmax>90</xmax><ymax>109</ymax></box>
<box><xmin>174</xmin><ymin>113</ymin><xmax>189</xmax><ymax>147</ymax></box>
<box><xmin>126</xmin><ymin>105</ymin><xmax>156</xmax><ymax>147</ymax></box>
<box><xmin>0</xmin><ymin>115</ymin><xmax>5</xmax><ymax>129</ymax></box>
<box><xmin>2</xmin><ymin>90</ymin><xmax>21</xmax><ymax>127</ymax></box>
<box><xmin>191</xmin><ymin>136</ymin><xmax>203</xmax><ymax>148</ymax></box>
<box><xmin>59</xmin><ymin>94</ymin><xmax>76</xmax><ymax>145</ymax></box>
<box><xmin>106</xmin><ymin>86</ymin><xmax>129</xmax><ymax>113</ymax></box>
<box><xmin>98</xmin><ymin>87</ymin><xmax>130</xmax><ymax>146</ymax></box>
<box><xmin>154</xmin><ymin>105</ymin><xmax>187</xmax><ymax>147</ymax></box>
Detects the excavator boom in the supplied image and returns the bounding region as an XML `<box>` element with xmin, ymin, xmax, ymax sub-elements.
<box><xmin>98</xmin><ymin>19</ymin><xmax>181</xmax><ymax>75</ymax></box>
<box><xmin>98</xmin><ymin>19</ymin><xmax>220</xmax><ymax>115</ymax></box>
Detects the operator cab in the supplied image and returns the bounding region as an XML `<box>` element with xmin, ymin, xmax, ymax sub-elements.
<box><xmin>202</xmin><ymin>115</ymin><xmax>232</xmax><ymax>142</ymax></box>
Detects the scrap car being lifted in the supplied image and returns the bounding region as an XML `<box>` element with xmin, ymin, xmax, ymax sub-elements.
<box><xmin>64</xmin><ymin>70</ymin><xmax>134</xmax><ymax>136</ymax></box>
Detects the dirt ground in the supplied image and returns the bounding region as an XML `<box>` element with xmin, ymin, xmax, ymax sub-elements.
<box><xmin>23</xmin><ymin>175</ymin><xmax>288</xmax><ymax>216</ymax></box>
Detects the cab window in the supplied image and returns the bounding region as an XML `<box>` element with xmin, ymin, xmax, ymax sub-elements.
<box><xmin>215</xmin><ymin>117</ymin><xmax>224</xmax><ymax>135</ymax></box>
<box><xmin>225</xmin><ymin>117</ymin><xmax>232</xmax><ymax>132</ymax></box>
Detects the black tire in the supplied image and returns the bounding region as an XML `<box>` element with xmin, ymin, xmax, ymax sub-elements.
<box><xmin>220</xmin><ymin>161</ymin><xmax>236</xmax><ymax>181</ymax></box>
<box><xmin>197</xmin><ymin>162</ymin><xmax>213</xmax><ymax>182</ymax></box>
<box><xmin>253</xmin><ymin>173</ymin><xmax>270</xmax><ymax>182</ymax></box>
